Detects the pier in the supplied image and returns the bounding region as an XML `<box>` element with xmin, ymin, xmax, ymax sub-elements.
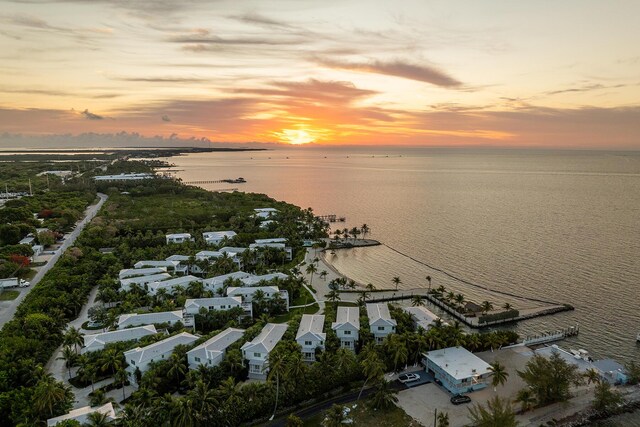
<box><xmin>185</xmin><ymin>177</ymin><xmax>246</xmax><ymax>185</ymax></box>
<box><xmin>521</xmin><ymin>326</ymin><xmax>580</xmax><ymax>346</ymax></box>
<box><xmin>317</xmin><ymin>214</ymin><xmax>346</xmax><ymax>223</ymax></box>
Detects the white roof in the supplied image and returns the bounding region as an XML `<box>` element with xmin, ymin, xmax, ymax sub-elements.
<box><xmin>134</xmin><ymin>260</ymin><xmax>180</xmax><ymax>269</ymax></box>
<box><xmin>254</xmin><ymin>208</ymin><xmax>278</xmax><ymax>213</ymax></box>
<box><xmin>366</xmin><ymin>303</ymin><xmax>397</xmax><ymax>326</ymax></box>
<box><xmin>83</xmin><ymin>325</ymin><xmax>157</xmax><ymax>349</ymax></box>
<box><xmin>166</xmin><ymin>254</ymin><xmax>190</xmax><ymax>262</ymax></box>
<box><xmin>94</xmin><ymin>173</ymin><xmax>153</xmax><ymax>181</ymax></box>
<box><xmin>203</xmin><ymin>271</ymin><xmax>253</xmax><ymax>287</ymax></box>
<box><xmin>166</xmin><ymin>233</ymin><xmax>192</xmax><ymax>239</ymax></box>
<box><xmin>47</xmin><ymin>403</ymin><xmax>116</xmax><ymax>426</ymax></box>
<box><xmin>121</xmin><ymin>273</ymin><xmax>171</xmax><ymax>287</ymax></box>
<box><xmin>250</xmin><ymin>242</ymin><xmax>286</xmax><ymax>250</ymax></box>
<box><xmin>119</xmin><ymin>267</ymin><xmax>167</xmax><ymax>279</ymax></box>
<box><xmin>227</xmin><ymin>286</ymin><xmax>280</xmax><ymax>297</ymax></box>
<box><xmin>148</xmin><ymin>275</ymin><xmax>201</xmax><ymax>293</ymax></box>
<box><xmin>188</xmin><ymin>327</ymin><xmax>245</xmax><ymax>359</ymax></box>
<box><xmin>219</xmin><ymin>246</ymin><xmax>248</xmax><ymax>255</ymax></box>
<box><xmin>124</xmin><ymin>332</ymin><xmax>198</xmax><ymax>365</ymax></box>
<box><xmin>240</xmin><ymin>272</ymin><xmax>289</xmax><ymax>286</ymax></box>
<box><xmin>424</xmin><ymin>346</ymin><xmax>492</xmax><ymax>380</ymax></box>
<box><xmin>332</xmin><ymin>306</ymin><xmax>360</xmax><ymax>330</ymax></box>
<box><xmin>19</xmin><ymin>236</ymin><xmax>35</xmax><ymax>245</ymax></box>
<box><xmin>403</xmin><ymin>306</ymin><xmax>440</xmax><ymax>330</ymax></box>
<box><xmin>196</xmin><ymin>250</ymin><xmax>223</xmax><ymax>259</ymax></box>
<box><xmin>241</xmin><ymin>323</ymin><xmax>288</xmax><ymax>353</ymax></box>
<box><xmin>296</xmin><ymin>314</ymin><xmax>326</xmax><ymax>341</ymax></box>
<box><xmin>254</xmin><ymin>238</ymin><xmax>287</xmax><ymax>244</ymax></box>
<box><xmin>185</xmin><ymin>296</ymin><xmax>242</xmax><ymax>310</ymax></box>
<box><xmin>118</xmin><ymin>311</ymin><xmax>183</xmax><ymax>329</ymax></box>
<box><xmin>203</xmin><ymin>231</ymin><xmax>237</xmax><ymax>240</ymax></box>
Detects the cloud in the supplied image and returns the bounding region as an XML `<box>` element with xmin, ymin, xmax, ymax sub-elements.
<box><xmin>546</xmin><ymin>83</ymin><xmax>627</xmax><ymax>96</ymax></box>
<box><xmin>316</xmin><ymin>57</ymin><xmax>463</xmax><ymax>87</ymax></box>
<box><xmin>161</xmin><ymin>115</ymin><xmax>170</xmax><ymax>122</ymax></box>
<box><xmin>112</xmin><ymin>76</ymin><xmax>209</xmax><ymax>83</ymax></box>
<box><xmin>229</xmin><ymin>12</ymin><xmax>296</xmax><ymax>29</ymax></box>
<box><xmin>166</xmin><ymin>29</ymin><xmax>302</xmax><ymax>46</ymax></box>
<box><xmin>233</xmin><ymin>79</ymin><xmax>378</xmax><ymax>105</ymax></box>
<box><xmin>81</xmin><ymin>109</ymin><xmax>104</xmax><ymax>120</ymax></box>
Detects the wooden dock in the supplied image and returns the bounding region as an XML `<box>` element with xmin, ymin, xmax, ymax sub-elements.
<box><xmin>185</xmin><ymin>178</ymin><xmax>246</xmax><ymax>185</ymax></box>
<box><xmin>317</xmin><ymin>214</ymin><xmax>346</xmax><ymax>222</ymax></box>
<box><xmin>521</xmin><ymin>326</ymin><xmax>579</xmax><ymax>346</ymax></box>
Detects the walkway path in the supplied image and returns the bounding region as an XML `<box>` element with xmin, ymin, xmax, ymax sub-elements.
<box><xmin>0</xmin><ymin>193</ymin><xmax>108</xmax><ymax>327</ymax></box>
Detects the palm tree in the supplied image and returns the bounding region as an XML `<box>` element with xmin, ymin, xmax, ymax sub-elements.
<box><xmin>503</xmin><ymin>302</ymin><xmax>513</xmax><ymax>311</ymax></box>
<box><xmin>514</xmin><ymin>388</ymin><xmax>536</xmax><ymax>412</ymax></box>
<box><xmin>32</xmin><ymin>375</ymin><xmax>72</xmax><ymax>419</ymax></box>
<box><xmin>323</xmin><ymin>404</ymin><xmax>346</xmax><ymax>427</ymax></box>
<box><xmin>584</xmin><ymin>368</ymin><xmax>601</xmax><ymax>385</ymax></box>
<box><xmin>454</xmin><ymin>293</ymin><xmax>465</xmax><ymax>309</ymax></box>
<box><xmin>426</xmin><ymin>275</ymin><xmax>432</xmax><ymax>291</ymax></box>
<box><xmin>166</xmin><ymin>353</ymin><xmax>187</xmax><ymax>385</ymax></box>
<box><xmin>370</xmin><ymin>380</ymin><xmax>398</xmax><ymax>408</ymax></box>
<box><xmin>360</xmin><ymin>224</ymin><xmax>370</xmax><ymax>240</ymax></box>
<box><xmin>325</xmin><ymin>289</ymin><xmax>341</xmax><ymax>303</ymax></box>
<box><xmin>171</xmin><ymin>397</ymin><xmax>196</xmax><ymax>427</ymax></box>
<box><xmin>388</xmin><ymin>335</ymin><xmax>408</xmax><ymax>372</ymax></box>
<box><xmin>115</xmin><ymin>368</ymin><xmax>129</xmax><ymax>402</ymax></box>
<box><xmin>466</xmin><ymin>334</ymin><xmax>482</xmax><ymax>352</ymax></box>
<box><xmin>63</xmin><ymin>326</ymin><xmax>84</xmax><ymax>354</ymax></box>
<box><xmin>488</xmin><ymin>361</ymin><xmax>509</xmax><ymax>391</ymax></box>
<box><xmin>305</xmin><ymin>263</ymin><xmax>318</xmax><ymax>288</ymax></box>
<box><xmin>358</xmin><ymin>343</ymin><xmax>385</xmax><ymax>400</ymax></box>
<box><xmin>481</xmin><ymin>300</ymin><xmax>494</xmax><ymax>315</ymax></box>
<box><xmin>80</xmin><ymin>361</ymin><xmax>98</xmax><ymax>392</ymax></box>
<box><xmin>267</xmin><ymin>349</ymin><xmax>289</xmax><ymax>420</ymax></box>
<box><xmin>411</xmin><ymin>295</ymin><xmax>425</xmax><ymax>307</ymax></box>
<box><xmin>319</xmin><ymin>270</ymin><xmax>328</xmax><ymax>281</ymax></box>
<box><xmin>446</xmin><ymin>291</ymin><xmax>456</xmax><ymax>304</ymax></box>
<box><xmin>189</xmin><ymin>380</ymin><xmax>218</xmax><ymax>422</ymax></box>
<box><xmin>85</xmin><ymin>411</ymin><xmax>113</xmax><ymax>426</ymax></box>
<box><xmin>100</xmin><ymin>348</ymin><xmax>122</xmax><ymax>376</ymax></box>
<box><xmin>437</xmin><ymin>412</ymin><xmax>450</xmax><ymax>427</ymax></box>
<box><xmin>350</xmin><ymin>227</ymin><xmax>360</xmax><ymax>242</ymax></box>
<box><xmin>392</xmin><ymin>276</ymin><xmax>402</xmax><ymax>291</ymax></box>
<box><xmin>468</xmin><ymin>396</ymin><xmax>518</xmax><ymax>427</ymax></box>
<box><xmin>365</xmin><ymin>283</ymin><xmax>376</xmax><ymax>292</ymax></box>
<box><xmin>58</xmin><ymin>346</ymin><xmax>77</xmax><ymax>379</ymax></box>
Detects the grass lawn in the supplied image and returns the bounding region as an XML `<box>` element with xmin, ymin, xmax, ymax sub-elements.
<box><xmin>292</xmin><ymin>286</ymin><xmax>316</xmax><ymax>307</ymax></box>
<box><xmin>304</xmin><ymin>400</ymin><xmax>422</xmax><ymax>427</ymax></box>
<box><xmin>0</xmin><ymin>290</ymin><xmax>20</xmax><ymax>301</ymax></box>
<box><xmin>272</xmin><ymin>303</ymin><xmax>319</xmax><ymax>322</ymax></box>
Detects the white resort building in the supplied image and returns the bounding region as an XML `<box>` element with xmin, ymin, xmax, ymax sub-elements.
<box><xmin>134</xmin><ymin>260</ymin><xmax>180</xmax><ymax>271</ymax></box>
<box><xmin>295</xmin><ymin>314</ymin><xmax>326</xmax><ymax>362</ymax></box>
<box><xmin>203</xmin><ymin>231</ymin><xmax>237</xmax><ymax>245</ymax></box>
<box><xmin>254</xmin><ymin>208</ymin><xmax>278</xmax><ymax>219</ymax></box>
<box><xmin>202</xmin><ymin>271</ymin><xmax>253</xmax><ymax>293</ymax></box>
<box><xmin>240</xmin><ymin>272</ymin><xmax>289</xmax><ymax>286</ymax></box>
<box><xmin>147</xmin><ymin>275</ymin><xmax>202</xmax><ymax>295</ymax></box>
<box><xmin>332</xmin><ymin>306</ymin><xmax>360</xmax><ymax>351</ymax></box>
<box><xmin>227</xmin><ymin>286</ymin><xmax>289</xmax><ymax>311</ymax></box>
<box><xmin>119</xmin><ymin>267</ymin><xmax>167</xmax><ymax>280</ymax></box>
<box><xmin>165</xmin><ymin>233</ymin><xmax>194</xmax><ymax>244</ymax></box>
<box><xmin>366</xmin><ymin>303</ymin><xmax>397</xmax><ymax>344</ymax></box>
<box><xmin>423</xmin><ymin>346</ymin><xmax>491</xmax><ymax>395</ymax></box>
<box><xmin>47</xmin><ymin>403</ymin><xmax>116</xmax><ymax>426</ymax></box>
<box><xmin>187</xmin><ymin>327</ymin><xmax>245</xmax><ymax>370</ymax></box>
<box><xmin>120</xmin><ymin>272</ymin><xmax>172</xmax><ymax>291</ymax></box>
<box><xmin>82</xmin><ymin>325</ymin><xmax>157</xmax><ymax>354</ymax></box>
<box><xmin>124</xmin><ymin>332</ymin><xmax>199</xmax><ymax>385</ymax></box>
<box><xmin>183</xmin><ymin>296</ymin><xmax>247</xmax><ymax>316</ymax></box>
<box><xmin>241</xmin><ymin>323</ymin><xmax>288</xmax><ymax>380</ymax></box>
<box><xmin>117</xmin><ymin>310</ymin><xmax>185</xmax><ymax>329</ymax></box>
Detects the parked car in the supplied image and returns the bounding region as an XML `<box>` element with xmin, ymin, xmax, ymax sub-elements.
<box><xmin>450</xmin><ymin>395</ymin><xmax>471</xmax><ymax>405</ymax></box>
<box><xmin>397</xmin><ymin>373</ymin><xmax>420</xmax><ymax>384</ymax></box>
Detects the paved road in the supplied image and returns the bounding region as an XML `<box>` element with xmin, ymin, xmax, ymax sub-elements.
<box><xmin>0</xmin><ymin>193</ymin><xmax>108</xmax><ymax>327</ymax></box>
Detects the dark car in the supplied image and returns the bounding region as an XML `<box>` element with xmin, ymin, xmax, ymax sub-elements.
<box><xmin>450</xmin><ymin>394</ymin><xmax>471</xmax><ymax>405</ymax></box>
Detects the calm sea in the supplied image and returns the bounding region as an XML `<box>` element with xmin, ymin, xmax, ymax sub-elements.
<box><xmin>160</xmin><ymin>146</ymin><xmax>640</xmax><ymax>366</ymax></box>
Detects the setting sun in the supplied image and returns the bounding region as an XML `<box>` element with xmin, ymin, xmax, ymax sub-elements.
<box><xmin>278</xmin><ymin>129</ymin><xmax>316</xmax><ymax>145</ymax></box>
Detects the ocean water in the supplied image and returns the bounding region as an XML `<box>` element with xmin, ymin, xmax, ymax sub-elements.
<box><xmin>159</xmin><ymin>146</ymin><xmax>640</xmax><ymax>364</ymax></box>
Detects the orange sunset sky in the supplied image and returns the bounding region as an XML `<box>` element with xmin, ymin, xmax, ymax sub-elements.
<box><xmin>1</xmin><ymin>0</ymin><xmax>639</xmax><ymax>149</ymax></box>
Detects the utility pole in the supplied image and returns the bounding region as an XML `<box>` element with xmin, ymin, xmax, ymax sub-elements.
<box><xmin>28</xmin><ymin>178</ymin><xmax>33</xmax><ymax>196</ymax></box>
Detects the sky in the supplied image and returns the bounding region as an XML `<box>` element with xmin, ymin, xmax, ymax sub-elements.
<box><xmin>1</xmin><ymin>0</ymin><xmax>639</xmax><ymax>149</ymax></box>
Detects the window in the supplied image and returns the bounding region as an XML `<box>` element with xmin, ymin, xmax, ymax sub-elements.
<box><xmin>377</xmin><ymin>326</ymin><xmax>385</xmax><ymax>331</ymax></box>
<box><xmin>195</xmin><ymin>357</ymin><xmax>201</xmax><ymax>362</ymax></box>
<box><xmin>304</xmin><ymin>341</ymin><xmax>312</xmax><ymax>346</ymax></box>
<box><xmin>344</xmin><ymin>330</ymin><xmax>351</xmax><ymax>335</ymax></box>
<box><xmin>254</xmin><ymin>352</ymin><xmax>261</xmax><ymax>358</ymax></box>
<box><xmin>250</xmin><ymin>364</ymin><xmax>261</xmax><ymax>373</ymax></box>
<box><xmin>130</xmin><ymin>360</ymin><xmax>135</xmax><ymax>366</ymax></box>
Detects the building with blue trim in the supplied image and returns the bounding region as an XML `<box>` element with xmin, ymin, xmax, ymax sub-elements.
<box><xmin>423</xmin><ymin>346</ymin><xmax>491</xmax><ymax>395</ymax></box>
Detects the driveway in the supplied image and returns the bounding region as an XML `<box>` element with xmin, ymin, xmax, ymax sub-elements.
<box><xmin>0</xmin><ymin>193</ymin><xmax>108</xmax><ymax>327</ymax></box>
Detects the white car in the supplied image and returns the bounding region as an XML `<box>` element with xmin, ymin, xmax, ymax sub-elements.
<box><xmin>397</xmin><ymin>373</ymin><xmax>420</xmax><ymax>383</ymax></box>
<box><xmin>18</xmin><ymin>280</ymin><xmax>30</xmax><ymax>288</ymax></box>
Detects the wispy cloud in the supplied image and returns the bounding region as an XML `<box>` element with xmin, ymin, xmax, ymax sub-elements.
<box><xmin>546</xmin><ymin>83</ymin><xmax>627</xmax><ymax>96</ymax></box>
<box><xmin>80</xmin><ymin>109</ymin><xmax>104</xmax><ymax>120</ymax></box>
<box><xmin>111</xmin><ymin>75</ymin><xmax>210</xmax><ymax>83</ymax></box>
<box><xmin>315</xmin><ymin>57</ymin><xmax>463</xmax><ymax>87</ymax></box>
